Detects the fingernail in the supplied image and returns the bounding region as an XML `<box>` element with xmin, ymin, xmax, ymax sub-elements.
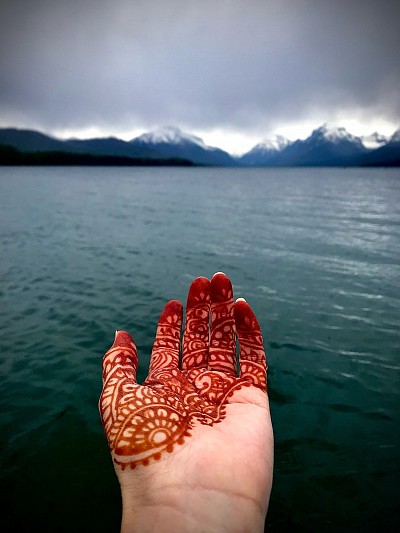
<box><xmin>112</xmin><ymin>330</ymin><xmax>133</xmax><ymax>348</ymax></box>
<box><xmin>236</xmin><ymin>297</ymin><xmax>247</xmax><ymax>303</ymax></box>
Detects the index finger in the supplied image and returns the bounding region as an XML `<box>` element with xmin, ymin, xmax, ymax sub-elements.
<box><xmin>100</xmin><ymin>330</ymin><xmax>139</xmax><ymax>437</ymax></box>
<box><xmin>234</xmin><ymin>299</ymin><xmax>267</xmax><ymax>393</ymax></box>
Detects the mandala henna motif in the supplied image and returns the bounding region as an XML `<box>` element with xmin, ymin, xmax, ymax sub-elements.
<box><xmin>99</xmin><ymin>274</ymin><xmax>268</xmax><ymax>470</ymax></box>
<box><xmin>100</xmin><ymin>353</ymin><xmax>251</xmax><ymax>469</ymax></box>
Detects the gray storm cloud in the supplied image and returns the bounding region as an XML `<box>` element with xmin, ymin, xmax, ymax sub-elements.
<box><xmin>0</xmin><ymin>0</ymin><xmax>399</xmax><ymax>136</ymax></box>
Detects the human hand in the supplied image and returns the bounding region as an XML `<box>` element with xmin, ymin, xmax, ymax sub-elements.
<box><xmin>99</xmin><ymin>273</ymin><xmax>273</xmax><ymax>533</ymax></box>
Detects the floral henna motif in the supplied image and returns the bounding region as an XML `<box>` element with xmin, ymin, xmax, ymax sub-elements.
<box><xmin>146</xmin><ymin>367</ymin><xmax>250</xmax><ymax>425</ymax></box>
<box><xmin>99</xmin><ymin>274</ymin><xmax>268</xmax><ymax>470</ymax></box>
<box><xmin>101</xmin><ymin>347</ymin><xmax>251</xmax><ymax>470</ymax></box>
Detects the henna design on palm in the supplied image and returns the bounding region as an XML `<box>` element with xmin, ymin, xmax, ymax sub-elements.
<box><xmin>99</xmin><ymin>273</ymin><xmax>268</xmax><ymax>470</ymax></box>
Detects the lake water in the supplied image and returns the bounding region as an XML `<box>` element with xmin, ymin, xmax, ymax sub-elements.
<box><xmin>0</xmin><ymin>166</ymin><xmax>399</xmax><ymax>532</ymax></box>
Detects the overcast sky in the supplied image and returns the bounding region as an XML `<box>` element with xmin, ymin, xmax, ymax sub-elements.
<box><xmin>1</xmin><ymin>0</ymin><xmax>399</xmax><ymax>153</ymax></box>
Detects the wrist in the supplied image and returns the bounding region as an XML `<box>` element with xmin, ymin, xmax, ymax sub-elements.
<box><xmin>118</xmin><ymin>470</ymin><xmax>266</xmax><ymax>533</ymax></box>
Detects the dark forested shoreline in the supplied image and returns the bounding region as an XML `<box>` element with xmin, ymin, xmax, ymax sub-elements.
<box><xmin>0</xmin><ymin>144</ymin><xmax>195</xmax><ymax>167</ymax></box>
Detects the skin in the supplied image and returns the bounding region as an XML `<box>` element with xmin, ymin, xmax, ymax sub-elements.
<box><xmin>99</xmin><ymin>273</ymin><xmax>274</xmax><ymax>533</ymax></box>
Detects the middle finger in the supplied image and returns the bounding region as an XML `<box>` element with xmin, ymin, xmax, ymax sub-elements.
<box><xmin>208</xmin><ymin>272</ymin><xmax>237</xmax><ymax>375</ymax></box>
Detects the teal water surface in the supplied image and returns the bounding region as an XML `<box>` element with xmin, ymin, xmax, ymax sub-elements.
<box><xmin>0</xmin><ymin>166</ymin><xmax>399</xmax><ymax>532</ymax></box>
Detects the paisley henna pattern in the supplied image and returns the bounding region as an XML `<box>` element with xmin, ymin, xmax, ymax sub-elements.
<box><xmin>99</xmin><ymin>273</ymin><xmax>268</xmax><ymax>470</ymax></box>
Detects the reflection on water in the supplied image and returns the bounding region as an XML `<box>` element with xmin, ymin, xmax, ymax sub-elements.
<box><xmin>0</xmin><ymin>166</ymin><xmax>399</xmax><ymax>532</ymax></box>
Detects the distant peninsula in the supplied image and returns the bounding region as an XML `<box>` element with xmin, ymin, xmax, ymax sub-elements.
<box><xmin>0</xmin><ymin>144</ymin><xmax>194</xmax><ymax>167</ymax></box>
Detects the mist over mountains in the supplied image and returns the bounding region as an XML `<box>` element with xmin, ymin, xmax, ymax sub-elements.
<box><xmin>1</xmin><ymin>125</ymin><xmax>399</xmax><ymax>166</ymax></box>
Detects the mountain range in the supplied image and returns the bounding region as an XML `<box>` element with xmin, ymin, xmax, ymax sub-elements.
<box><xmin>0</xmin><ymin>124</ymin><xmax>399</xmax><ymax>166</ymax></box>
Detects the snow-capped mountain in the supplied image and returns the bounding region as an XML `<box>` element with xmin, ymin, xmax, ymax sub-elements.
<box><xmin>258</xmin><ymin>135</ymin><xmax>291</xmax><ymax>151</ymax></box>
<box><xmin>133</xmin><ymin>126</ymin><xmax>209</xmax><ymax>148</ymax></box>
<box><xmin>360</xmin><ymin>132</ymin><xmax>389</xmax><ymax>150</ymax></box>
<box><xmin>131</xmin><ymin>126</ymin><xmax>236</xmax><ymax>166</ymax></box>
<box><xmin>239</xmin><ymin>135</ymin><xmax>292</xmax><ymax>166</ymax></box>
<box><xmin>240</xmin><ymin>125</ymin><xmax>373</xmax><ymax>166</ymax></box>
<box><xmin>312</xmin><ymin>125</ymin><xmax>362</xmax><ymax>145</ymax></box>
<box><xmin>359</xmin><ymin>128</ymin><xmax>400</xmax><ymax>166</ymax></box>
<box><xmin>389</xmin><ymin>128</ymin><xmax>400</xmax><ymax>144</ymax></box>
<box><xmin>292</xmin><ymin>124</ymin><xmax>368</xmax><ymax>165</ymax></box>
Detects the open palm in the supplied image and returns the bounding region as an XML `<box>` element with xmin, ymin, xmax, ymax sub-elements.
<box><xmin>100</xmin><ymin>273</ymin><xmax>273</xmax><ymax>533</ymax></box>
